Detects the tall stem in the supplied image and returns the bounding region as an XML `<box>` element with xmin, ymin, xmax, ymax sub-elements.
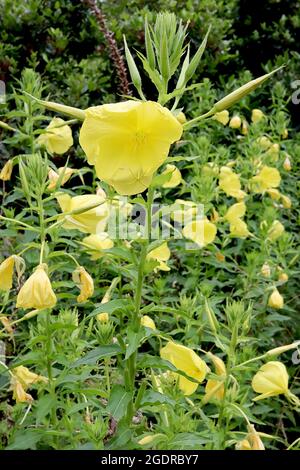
<box><xmin>125</xmin><ymin>186</ymin><xmax>154</xmax><ymax>424</ymax></box>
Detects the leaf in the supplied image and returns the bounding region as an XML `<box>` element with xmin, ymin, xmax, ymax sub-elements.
<box><xmin>141</xmin><ymin>390</ymin><xmax>175</xmax><ymax>406</ymax></box>
<box><xmin>71</xmin><ymin>344</ymin><xmax>122</xmax><ymax>367</ymax></box>
<box><xmin>107</xmin><ymin>385</ymin><xmax>132</xmax><ymax>421</ymax></box>
<box><xmin>6</xmin><ymin>429</ymin><xmax>41</xmax><ymax>450</ymax></box>
<box><xmin>87</xmin><ymin>299</ymin><xmax>131</xmax><ymax>319</ymax></box>
<box><xmin>125</xmin><ymin>328</ymin><xmax>145</xmax><ymax>360</ymax></box>
<box><xmin>35</xmin><ymin>395</ymin><xmax>57</xmax><ymax>423</ymax></box>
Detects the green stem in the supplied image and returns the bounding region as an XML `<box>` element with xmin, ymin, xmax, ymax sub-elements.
<box><xmin>124</xmin><ymin>185</ymin><xmax>154</xmax><ymax>425</ymax></box>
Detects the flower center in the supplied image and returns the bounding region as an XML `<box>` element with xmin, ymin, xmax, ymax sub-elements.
<box><xmin>135</xmin><ymin>130</ymin><xmax>147</xmax><ymax>145</ymax></box>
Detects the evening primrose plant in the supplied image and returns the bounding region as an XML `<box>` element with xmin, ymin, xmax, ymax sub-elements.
<box><xmin>0</xmin><ymin>12</ymin><xmax>299</xmax><ymax>450</ymax></box>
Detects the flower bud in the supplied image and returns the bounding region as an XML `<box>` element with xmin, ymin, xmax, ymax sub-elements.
<box><xmin>212</xmin><ymin>110</ymin><xmax>229</xmax><ymax>125</ymax></box>
<box><xmin>278</xmin><ymin>271</ymin><xmax>288</xmax><ymax>282</ymax></box>
<box><xmin>141</xmin><ymin>315</ymin><xmax>156</xmax><ymax>330</ymax></box>
<box><xmin>176</xmin><ymin>112</ymin><xmax>187</xmax><ymax>124</ymax></box>
<box><xmin>229</xmin><ymin>115</ymin><xmax>241</xmax><ymax>129</ymax></box>
<box><xmin>161</xmin><ymin>164</ymin><xmax>182</xmax><ymax>188</ymax></box>
<box><xmin>37</xmin><ymin>118</ymin><xmax>73</xmax><ymax>154</ymax></box>
<box><xmin>241</xmin><ymin>119</ymin><xmax>249</xmax><ymax>135</ymax></box>
<box><xmin>97</xmin><ymin>312</ymin><xmax>109</xmax><ymax>323</ymax></box>
<box><xmin>283</xmin><ymin>155</ymin><xmax>292</xmax><ymax>171</ymax></box>
<box><xmin>268</xmin><ymin>288</ymin><xmax>284</xmax><ymax>309</ymax></box>
<box><xmin>251</xmin><ymin>109</ymin><xmax>265</xmax><ymax>123</ymax></box>
<box><xmin>261</xmin><ymin>262</ymin><xmax>271</xmax><ymax>277</ymax></box>
<box><xmin>267</xmin><ymin>220</ymin><xmax>284</xmax><ymax>241</ymax></box>
<box><xmin>0</xmin><ymin>159</ymin><xmax>13</xmax><ymax>181</ymax></box>
<box><xmin>281</xmin><ymin>194</ymin><xmax>291</xmax><ymax>209</ymax></box>
<box><xmin>252</xmin><ymin>361</ymin><xmax>289</xmax><ymax>400</ymax></box>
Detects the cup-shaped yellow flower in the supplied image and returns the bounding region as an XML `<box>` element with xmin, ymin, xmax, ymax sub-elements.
<box><xmin>141</xmin><ymin>315</ymin><xmax>156</xmax><ymax>330</ymax></box>
<box><xmin>0</xmin><ymin>159</ymin><xmax>13</xmax><ymax>181</ymax></box>
<box><xmin>72</xmin><ymin>266</ymin><xmax>94</xmax><ymax>303</ymax></box>
<box><xmin>257</xmin><ymin>136</ymin><xmax>272</xmax><ymax>150</ymax></box>
<box><xmin>251</xmin><ymin>109</ymin><xmax>265</xmax><ymax>123</ymax></box>
<box><xmin>160</xmin><ymin>341</ymin><xmax>207</xmax><ymax>395</ymax></box>
<box><xmin>56</xmin><ymin>193</ymin><xmax>109</xmax><ymax>234</ymax></box>
<box><xmin>267</xmin><ymin>220</ymin><xmax>284</xmax><ymax>241</ymax></box>
<box><xmin>0</xmin><ymin>256</ymin><xmax>15</xmax><ymax>291</ymax></box>
<box><xmin>204</xmin><ymin>353</ymin><xmax>226</xmax><ymax>403</ymax></box>
<box><xmin>229</xmin><ymin>218</ymin><xmax>250</xmax><ymax>238</ymax></box>
<box><xmin>252</xmin><ymin>361</ymin><xmax>289</xmax><ymax>401</ymax></box>
<box><xmin>161</xmin><ymin>164</ymin><xmax>182</xmax><ymax>188</ymax></box>
<box><xmin>16</xmin><ymin>264</ymin><xmax>57</xmax><ymax>310</ymax></box>
<box><xmin>79</xmin><ymin>101</ymin><xmax>182</xmax><ymax>196</ymax></box>
<box><xmin>183</xmin><ymin>218</ymin><xmax>217</xmax><ymax>248</ymax></box>
<box><xmin>146</xmin><ymin>242</ymin><xmax>171</xmax><ymax>272</ymax></box>
<box><xmin>250</xmin><ymin>166</ymin><xmax>281</xmax><ymax>193</ymax></box>
<box><xmin>37</xmin><ymin>117</ymin><xmax>73</xmax><ymax>154</ymax></box>
<box><xmin>219</xmin><ymin>166</ymin><xmax>246</xmax><ymax>199</ymax></box>
<box><xmin>268</xmin><ymin>288</ymin><xmax>284</xmax><ymax>309</ymax></box>
<box><xmin>212</xmin><ymin>110</ymin><xmax>229</xmax><ymax>125</ymax></box>
<box><xmin>48</xmin><ymin>167</ymin><xmax>73</xmax><ymax>190</ymax></box>
<box><xmin>229</xmin><ymin>115</ymin><xmax>241</xmax><ymax>129</ymax></box>
<box><xmin>224</xmin><ymin>202</ymin><xmax>246</xmax><ymax>222</ymax></box>
<box><xmin>82</xmin><ymin>233</ymin><xmax>114</xmax><ymax>260</ymax></box>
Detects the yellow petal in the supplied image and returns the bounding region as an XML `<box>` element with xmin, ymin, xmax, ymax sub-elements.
<box><xmin>82</xmin><ymin>233</ymin><xmax>114</xmax><ymax>260</ymax></box>
<box><xmin>229</xmin><ymin>218</ymin><xmax>250</xmax><ymax>238</ymax></box>
<box><xmin>251</xmin><ymin>109</ymin><xmax>265</xmax><ymax>123</ymax></box>
<box><xmin>0</xmin><ymin>256</ymin><xmax>15</xmax><ymax>291</ymax></box>
<box><xmin>252</xmin><ymin>361</ymin><xmax>289</xmax><ymax>400</ymax></box>
<box><xmin>219</xmin><ymin>166</ymin><xmax>245</xmax><ymax>199</ymax></box>
<box><xmin>12</xmin><ymin>365</ymin><xmax>48</xmax><ymax>388</ymax></box>
<box><xmin>160</xmin><ymin>341</ymin><xmax>207</xmax><ymax>396</ymax></box>
<box><xmin>79</xmin><ymin>101</ymin><xmax>182</xmax><ymax>195</ymax></box>
<box><xmin>72</xmin><ymin>266</ymin><xmax>94</xmax><ymax>303</ymax></box>
<box><xmin>162</xmin><ymin>164</ymin><xmax>182</xmax><ymax>188</ymax></box>
<box><xmin>16</xmin><ymin>264</ymin><xmax>57</xmax><ymax>310</ymax></box>
<box><xmin>225</xmin><ymin>202</ymin><xmax>246</xmax><ymax>222</ymax></box>
<box><xmin>0</xmin><ymin>159</ymin><xmax>13</xmax><ymax>181</ymax></box>
<box><xmin>251</xmin><ymin>166</ymin><xmax>281</xmax><ymax>193</ymax></box>
<box><xmin>37</xmin><ymin>117</ymin><xmax>73</xmax><ymax>154</ymax></box>
<box><xmin>212</xmin><ymin>110</ymin><xmax>229</xmax><ymax>125</ymax></box>
<box><xmin>183</xmin><ymin>219</ymin><xmax>217</xmax><ymax>247</ymax></box>
<box><xmin>268</xmin><ymin>288</ymin><xmax>284</xmax><ymax>309</ymax></box>
<box><xmin>229</xmin><ymin>115</ymin><xmax>241</xmax><ymax>129</ymax></box>
<box><xmin>141</xmin><ymin>315</ymin><xmax>156</xmax><ymax>330</ymax></box>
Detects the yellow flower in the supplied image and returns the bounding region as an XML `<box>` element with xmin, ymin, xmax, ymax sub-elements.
<box><xmin>212</xmin><ymin>110</ymin><xmax>229</xmax><ymax>125</ymax></box>
<box><xmin>183</xmin><ymin>219</ymin><xmax>217</xmax><ymax>247</ymax></box>
<box><xmin>251</xmin><ymin>109</ymin><xmax>265</xmax><ymax>123</ymax></box>
<box><xmin>261</xmin><ymin>262</ymin><xmax>271</xmax><ymax>277</ymax></box>
<box><xmin>0</xmin><ymin>159</ymin><xmax>13</xmax><ymax>181</ymax></box>
<box><xmin>250</xmin><ymin>166</ymin><xmax>281</xmax><ymax>193</ymax></box>
<box><xmin>56</xmin><ymin>193</ymin><xmax>109</xmax><ymax>234</ymax></box>
<box><xmin>176</xmin><ymin>111</ymin><xmax>187</xmax><ymax>124</ymax></box>
<box><xmin>224</xmin><ymin>202</ymin><xmax>246</xmax><ymax>222</ymax></box>
<box><xmin>252</xmin><ymin>361</ymin><xmax>289</xmax><ymax>400</ymax></box>
<box><xmin>229</xmin><ymin>218</ymin><xmax>250</xmax><ymax>238</ymax></box>
<box><xmin>12</xmin><ymin>365</ymin><xmax>48</xmax><ymax>388</ymax></box>
<box><xmin>97</xmin><ymin>312</ymin><xmax>109</xmax><ymax>323</ymax></box>
<box><xmin>0</xmin><ymin>256</ymin><xmax>15</xmax><ymax>291</ymax></box>
<box><xmin>268</xmin><ymin>288</ymin><xmax>284</xmax><ymax>309</ymax></box>
<box><xmin>204</xmin><ymin>353</ymin><xmax>226</xmax><ymax>403</ymax></box>
<box><xmin>281</xmin><ymin>194</ymin><xmax>291</xmax><ymax>209</ymax></box>
<box><xmin>219</xmin><ymin>166</ymin><xmax>246</xmax><ymax>199</ymax></box>
<box><xmin>278</xmin><ymin>271</ymin><xmax>288</xmax><ymax>282</ymax></box>
<box><xmin>236</xmin><ymin>425</ymin><xmax>265</xmax><ymax>450</ymax></box>
<box><xmin>48</xmin><ymin>167</ymin><xmax>73</xmax><ymax>190</ymax></box>
<box><xmin>79</xmin><ymin>101</ymin><xmax>182</xmax><ymax>196</ymax></box>
<box><xmin>160</xmin><ymin>341</ymin><xmax>207</xmax><ymax>395</ymax></box>
<box><xmin>171</xmin><ymin>200</ymin><xmax>198</xmax><ymax>224</ymax></box>
<box><xmin>283</xmin><ymin>155</ymin><xmax>292</xmax><ymax>171</ymax></box>
<box><xmin>37</xmin><ymin>117</ymin><xmax>73</xmax><ymax>154</ymax></box>
<box><xmin>16</xmin><ymin>264</ymin><xmax>57</xmax><ymax>310</ymax></box>
<box><xmin>10</xmin><ymin>378</ymin><xmax>33</xmax><ymax>404</ymax></box>
<box><xmin>82</xmin><ymin>233</ymin><xmax>114</xmax><ymax>260</ymax></box>
<box><xmin>146</xmin><ymin>242</ymin><xmax>171</xmax><ymax>272</ymax></box>
<box><xmin>267</xmin><ymin>220</ymin><xmax>284</xmax><ymax>241</ymax></box>
<box><xmin>141</xmin><ymin>315</ymin><xmax>156</xmax><ymax>330</ymax></box>
<box><xmin>229</xmin><ymin>115</ymin><xmax>241</xmax><ymax>129</ymax></box>
<box><xmin>161</xmin><ymin>164</ymin><xmax>182</xmax><ymax>188</ymax></box>
<box><xmin>266</xmin><ymin>188</ymin><xmax>281</xmax><ymax>200</ymax></box>
<box><xmin>72</xmin><ymin>266</ymin><xmax>94</xmax><ymax>303</ymax></box>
